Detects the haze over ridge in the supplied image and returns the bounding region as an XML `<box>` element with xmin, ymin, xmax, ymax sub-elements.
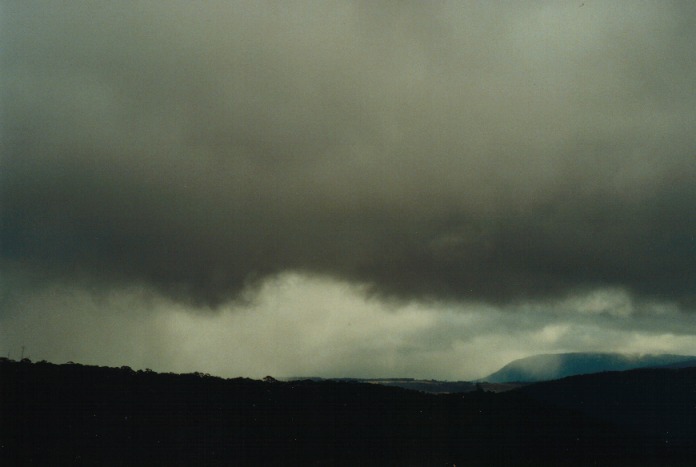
<box><xmin>481</xmin><ymin>352</ymin><xmax>696</xmax><ymax>383</ymax></box>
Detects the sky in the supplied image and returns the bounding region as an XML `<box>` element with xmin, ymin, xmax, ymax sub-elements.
<box><xmin>1</xmin><ymin>1</ymin><xmax>695</xmax><ymax>380</ymax></box>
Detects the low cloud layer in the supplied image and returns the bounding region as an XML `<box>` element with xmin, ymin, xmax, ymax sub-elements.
<box><xmin>2</xmin><ymin>1</ymin><xmax>696</xmax><ymax>310</ymax></box>
<box><xmin>3</xmin><ymin>273</ymin><xmax>696</xmax><ymax>380</ymax></box>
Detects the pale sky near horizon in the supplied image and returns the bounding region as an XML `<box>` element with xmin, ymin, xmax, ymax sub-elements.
<box><xmin>2</xmin><ymin>1</ymin><xmax>695</xmax><ymax>380</ymax></box>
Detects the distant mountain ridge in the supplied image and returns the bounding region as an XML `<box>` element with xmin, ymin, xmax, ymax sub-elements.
<box><xmin>284</xmin><ymin>377</ymin><xmax>524</xmax><ymax>394</ymax></box>
<box><xmin>481</xmin><ymin>352</ymin><xmax>696</xmax><ymax>383</ymax></box>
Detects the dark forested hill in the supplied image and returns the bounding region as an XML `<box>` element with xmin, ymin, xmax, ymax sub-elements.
<box><xmin>1</xmin><ymin>358</ymin><xmax>693</xmax><ymax>465</ymax></box>
<box><xmin>518</xmin><ymin>367</ymin><xmax>696</xmax><ymax>447</ymax></box>
<box><xmin>481</xmin><ymin>352</ymin><xmax>696</xmax><ymax>383</ymax></box>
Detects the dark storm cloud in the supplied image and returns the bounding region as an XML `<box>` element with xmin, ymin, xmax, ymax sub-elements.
<box><xmin>2</xmin><ymin>1</ymin><xmax>695</xmax><ymax>308</ymax></box>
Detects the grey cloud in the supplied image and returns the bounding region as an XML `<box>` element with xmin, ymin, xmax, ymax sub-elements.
<box><xmin>2</xmin><ymin>1</ymin><xmax>695</xmax><ymax>309</ymax></box>
<box><xmin>4</xmin><ymin>273</ymin><xmax>695</xmax><ymax>380</ymax></box>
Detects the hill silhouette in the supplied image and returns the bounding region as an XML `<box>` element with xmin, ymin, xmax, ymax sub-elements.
<box><xmin>481</xmin><ymin>352</ymin><xmax>696</xmax><ymax>382</ymax></box>
<box><xmin>2</xmin><ymin>358</ymin><xmax>694</xmax><ymax>465</ymax></box>
<box><xmin>518</xmin><ymin>367</ymin><xmax>696</xmax><ymax>448</ymax></box>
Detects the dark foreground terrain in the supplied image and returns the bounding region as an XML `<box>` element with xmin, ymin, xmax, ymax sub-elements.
<box><xmin>2</xmin><ymin>359</ymin><xmax>695</xmax><ymax>466</ymax></box>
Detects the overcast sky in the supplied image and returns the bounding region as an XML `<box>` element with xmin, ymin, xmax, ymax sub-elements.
<box><xmin>2</xmin><ymin>1</ymin><xmax>695</xmax><ymax>380</ymax></box>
